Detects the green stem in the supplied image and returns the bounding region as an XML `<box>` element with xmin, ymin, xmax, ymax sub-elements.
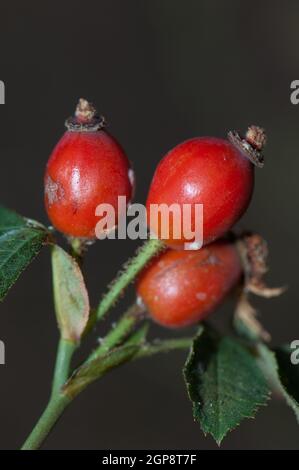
<box><xmin>51</xmin><ymin>338</ymin><xmax>77</xmax><ymax>397</ymax></box>
<box><xmin>89</xmin><ymin>303</ymin><xmax>145</xmax><ymax>361</ymax></box>
<box><xmin>96</xmin><ymin>238</ymin><xmax>164</xmax><ymax>322</ymax></box>
<box><xmin>135</xmin><ymin>337</ymin><xmax>192</xmax><ymax>359</ymax></box>
<box><xmin>69</xmin><ymin>237</ymin><xmax>87</xmax><ymax>267</ymax></box>
<box><xmin>21</xmin><ymin>336</ymin><xmax>192</xmax><ymax>450</ymax></box>
<box><xmin>21</xmin><ymin>394</ymin><xmax>71</xmax><ymax>450</ymax></box>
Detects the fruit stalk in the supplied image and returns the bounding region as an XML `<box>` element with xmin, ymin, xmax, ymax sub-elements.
<box><xmin>89</xmin><ymin>302</ymin><xmax>145</xmax><ymax>361</ymax></box>
<box><xmin>96</xmin><ymin>238</ymin><xmax>164</xmax><ymax>321</ymax></box>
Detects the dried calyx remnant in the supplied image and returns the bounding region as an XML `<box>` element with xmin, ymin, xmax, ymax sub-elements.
<box><xmin>237</xmin><ymin>232</ymin><xmax>285</xmax><ymax>298</ymax></box>
<box><xmin>234</xmin><ymin>232</ymin><xmax>286</xmax><ymax>342</ymax></box>
<box><xmin>65</xmin><ymin>98</ymin><xmax>106</xmax><ymax>132</ymax></box>
<box><xmin>228</xmin><ymin>125</ymin><xmax>266</xmax><ymax>168</ymax></box>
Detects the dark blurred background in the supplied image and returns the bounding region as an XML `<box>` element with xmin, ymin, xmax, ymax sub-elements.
<box><xmin>0</xmin><ymin>0</ymin><xmax>298</xmax><ymax>450</ymax></box>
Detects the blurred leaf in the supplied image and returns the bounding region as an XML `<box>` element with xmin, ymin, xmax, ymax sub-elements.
<box><xmin>52</xmin><ymin>245</ymin><xmax>90</xmax><ymax>342</ymax></box>
<box><xmin>82</xmin><ymin>307</ymin><xmax>97</xmax><ymax>337</ymax></box>
<box><xmin>0</xmin><ymin>206</ymin><xmax>48</xmax><ymax>301</ymax></box>
<box><xmin>257</xmin><ymin>343</ymin><xmax>299</xmax><ymax>422</ymax></box>
<box><xmin>233</xmin><ymin>294</ymin><xmax>271</xmax><ymax>343</ymax></box>
<box><xmin>183</xmin><ymin>327</ymin><xmax>269</xmax><ymax>445</ymax></box>
<box><xmin>64</xmin><ymin>344</ymin><xmax>139</xmax><ymax>398</ymax></box>
<box><xmin>0</xmin><ymin>205</ymin><xmax>24</xmax><ymax>231</ymax></box>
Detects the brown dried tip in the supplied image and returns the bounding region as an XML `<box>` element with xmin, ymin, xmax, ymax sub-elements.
<box><xmin>227</xmin><ymin>125</ymin><xmax>266</xmax><ymax>168</ymax></box>
<box><xmin>236</xmin><ymin>233</ymin><xmax>286</xmax><ymax>299</ymax></box>
<box><xmin>65</xmin><ymin>98</ymin><xmax>106</xmax><ymax>132</ymax></box>
<box><xmin>245</xmin><ymin>126</ymin><xmax>267</xmax><ymax>151</ymax></box>
<box><xmin>234</xmin><ymin>293</ymin><xmax>271</xmax><ymax>342</ymax></box>
<box><xmin>244</xmin><ymin>233</ymin><xmax>268</xmax><ymax>280</ymax></box>
<box><xmin>75</xmin><ymin>98</ymin><xmax>97</xmax><ymax>123</ymax></box>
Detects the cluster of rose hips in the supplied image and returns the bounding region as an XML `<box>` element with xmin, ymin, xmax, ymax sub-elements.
<box><xmin>45</xmin><ymin>99</ymin><xmax>267</xmax><ymax>328</ymax></box>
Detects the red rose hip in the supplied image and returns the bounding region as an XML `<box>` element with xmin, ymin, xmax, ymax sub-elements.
<box><xmin>45</xmin><ymin>99</ymin><xmax>134</xmax><ymax>238</ymax></box>
<box><xmin>136</xmin><ymin>240</ymin><xmax>242</xmax><ymax>328</ymax></box>
<box><xmin>146</xmin><ymin>127</ymin><xmax>266</xmax><ymax>248</ymax></box>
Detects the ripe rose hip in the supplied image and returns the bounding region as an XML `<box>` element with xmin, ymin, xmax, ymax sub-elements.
<box><xmin>136</xmin><ymin>240</ymin><xmax>242</xmax><ymax>328</ymax></box>
<box><xmin>45</xmin><ymin>99</ymin><xmax>134</xmax><ymax>238</ymax></box>
<box><xmin>146</xmin><ymin>126</ymin><xmax>266</xmax><ymax>248</ymax></box>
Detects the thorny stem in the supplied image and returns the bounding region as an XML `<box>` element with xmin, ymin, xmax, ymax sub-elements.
<box><xmin>21</xmin><ymin>337</ymin><xmax>192</xmax><ymax>450</ymax></box>
<box><xmin>135</xmin><ymin>337</ymin><xmax>193</xmax><ymax>359</ymax></box>
<box><xmin>51</xmin><ymin>338</ymin><xmax>78</xmax><ymax>397</ymax></box>
<box><xmin>88</xmin><ymin>303</ymin><xmax>145</xmax><ymax>362</ymax></box>
<box><xmin>96</xmin><ymin>238</ymin><xmax>164</xmax><ymax>322</ymax></box>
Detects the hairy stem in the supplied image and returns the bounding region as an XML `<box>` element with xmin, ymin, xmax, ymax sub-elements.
<box><xmin>96</xmin><ymin>238</ymin><xmax>164</xmax><ymax>321</ymax></box>
<box><xmin>135</xmin><ymin>337</ymin><xmax>192</xmax><ymax>359</ymax></box>
<box><xmin>89</xmin><ymin>303</ymin><xmax>145</xmax><ymax>361</ymax></box>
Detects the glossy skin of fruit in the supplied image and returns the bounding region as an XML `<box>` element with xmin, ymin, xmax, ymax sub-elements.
<box><xmin>146</xmin><ymin>136</ymin><xmax>254</xmax><ymax>248</ymax></box>
<box><xmin>136</xmin><ymin>240</ymin><xmax>242</xmax><ymax>328</ymax></box>
<box><xmin>45</xmin><ymin>99</ymin><xmax>133</xmax><ymax>238</ymax></box>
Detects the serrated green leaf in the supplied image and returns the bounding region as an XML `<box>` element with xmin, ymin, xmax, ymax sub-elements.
<box><xmin>183</xmin><ymin>328</ymin><xmax>270</xmax><ymax>445</ymax></box>
<box><xmin>0</xmin><ymin>206</ymin><xmax>48</xmax><ymax>301</ymax></box>
<box><xmin>257</xmin><ymin>343</ymin><xmax>299</xmax><ymax>422</ymax></box>
<box><xmin>64</xmin><ymin>344</ymin><xmax>139</xmax><ymax>399</ymax></box>
<box><xmin>52</xmin><ymin>245</ymin><xmax>90</xmax><ymax>342</ymax></box>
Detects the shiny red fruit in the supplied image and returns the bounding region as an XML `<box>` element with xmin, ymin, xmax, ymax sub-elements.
<box><xmin>136</xmin><ymin>240</ymin><xmax>242</xmax><ymax>328</ymax></box>
<box><xmin>45</xmin><ymin>99</ymin><xmax>134</xmax><ymax>238</ymax></box>
<box><xmin>146</xmin><ymin>129</ymin><xmax>264</xmax><ymax>248</ymax></box>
